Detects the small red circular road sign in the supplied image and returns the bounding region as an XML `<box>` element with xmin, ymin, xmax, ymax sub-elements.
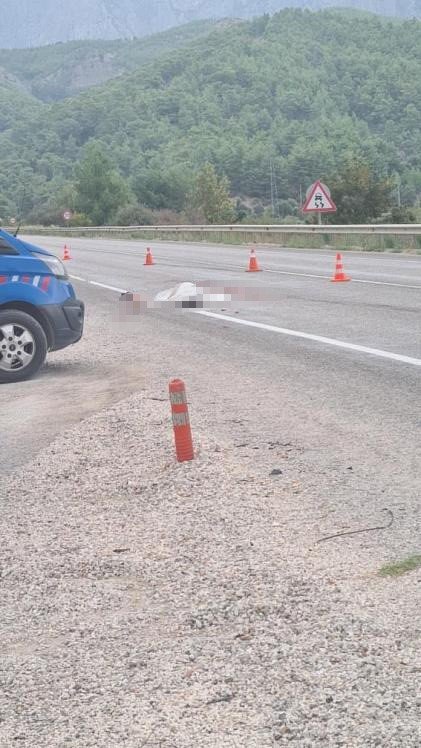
<box><xmin>63</xmin><ymin>210</ymin><xmax>72</xmax><ymax>221</ymax></box>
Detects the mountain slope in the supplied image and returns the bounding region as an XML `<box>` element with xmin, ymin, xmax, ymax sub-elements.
<box><xmin>0</xmin><ymin>0</ymin><xmax>420</xmax><ymax>48</ymax></box>
<box><xmin>0</xmin><ymin>20</ymin><xmax>221</xmax><ymax>101</ymax></box>
<box><xmin>0</xmin><ymin>9</ymin><xmax>420</xmax><ymax>219</ymax></box>
<box><xmin>0</xmin><ymin>69</ymin><xmax>42</xmax><ymax>132</ymax></box>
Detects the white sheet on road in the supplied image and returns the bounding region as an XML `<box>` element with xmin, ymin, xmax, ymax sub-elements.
<box><xmin>154</xmin><ymin>282</ymin><xmax>227</xmax><ymax>302</ymax></box>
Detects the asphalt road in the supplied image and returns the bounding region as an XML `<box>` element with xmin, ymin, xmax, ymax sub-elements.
<box><xmin>3</xmin><ymin>236</ymin><xmax>420</xmax><ymax>748</ymax></box>
<box><xmin>2</xmin><ymin>236</ymin><xmax>420</xmax><ymax>476</ymax></box>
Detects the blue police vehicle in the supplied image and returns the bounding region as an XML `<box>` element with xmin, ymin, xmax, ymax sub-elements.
<box><xmin>0</xmin><ymin>228</ymin><xmax>84</xmax><ymax>383</ymax></box>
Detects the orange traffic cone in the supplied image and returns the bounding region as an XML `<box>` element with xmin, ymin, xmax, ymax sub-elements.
<box><xmin>62</xmin><ymin>245</ymin><xmax>71</xmax><ymax>261</ymax></box>
<box><xmin>246</xmin><ymin>248</ymin><xmax>261</xmax><ymax>273</ymax></box>
<box><xmin>330</xmin><ymin>253</ymin><xmax>351</xmax><ymax>283</ymax></box>
<box><xmin>144</xmin><ymin>247</ymin><xmax>155</xmax><ymax>266</ymax></box>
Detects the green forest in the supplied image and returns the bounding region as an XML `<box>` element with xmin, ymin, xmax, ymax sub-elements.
<box><xmin>0</xmin><ymin>8</ymin><xmax>420</xmax><ymax>225</ymax></box>
<box><xmin>0</xmin><ymin>20</ymin><xmax>219</xmax><ymax>102</ymax></box>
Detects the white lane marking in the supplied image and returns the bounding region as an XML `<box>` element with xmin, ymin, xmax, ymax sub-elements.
<box><xmin>349</xmin><ymin>278</ymin><xmax>421</xmax><ymax>289</ymax></box>
<box><xmin>89</xmin><ymin>280</ymin><xmax>127</xmax><ymax>293</ymax></box>
<box><xmin>133</xmin><ymin>257</ymin><xmax>421</xmax><ymax>289</ymax></box>
<box><xmin>68</xmin><ymin>255</ymin><xmax>421</xmax><ymax>289</ymax></box>
<box><xmin>70</xmin><ymin>275</ymin><xmax>127</xmax><ymax>294</ymax></box>
<box><xmin>152</xmin><ymin>259</ymin><xmax>421</xmax><ymax>289</ymax></box>
<box><xmin>195</xmin><ymin>310</ymin><xmax>421</xmax><ymax>368</ymax></box>
<box><xmin>263</xmin><ymin>269</ymin><xmax>421</xmax><ymax>289</ymax></box>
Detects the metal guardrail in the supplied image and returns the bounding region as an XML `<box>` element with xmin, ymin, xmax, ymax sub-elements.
<box><xmin>15</xmin><ymin>223</ymin><xmax>421</xmax><ymax>236</ymax></box>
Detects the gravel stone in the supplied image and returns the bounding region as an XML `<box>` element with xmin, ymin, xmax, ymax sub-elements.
<box><xmin>1</xmin><ymin>383</ymin><xmax>420</xmax><ymax>747</ymax></box>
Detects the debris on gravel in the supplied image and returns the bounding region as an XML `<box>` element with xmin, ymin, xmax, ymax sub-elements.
<box><xmin>1</xmin><ymin>390</ymin><xmax>420</xmax><ymax>747</ymax></box>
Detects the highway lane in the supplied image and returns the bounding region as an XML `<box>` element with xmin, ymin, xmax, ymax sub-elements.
<box><xmin>24</xmin><ymin>235</ymin><xmax>421</xmax><ymax>360</ymax></box>
<box><xmin>2</xmin><ymin>235</ymin><xmax>420</xmax><ymax>477</ymax></box>
<box><xmin>25</xmin><ymin>234</ymin><xmax>421</xmax><ymax>285</ymax></box>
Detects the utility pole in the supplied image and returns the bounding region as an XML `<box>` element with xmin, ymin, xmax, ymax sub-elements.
<box><xmin>392</xmin><ymin>171</ymin><xmax>401</xmax><ymax>208</ymax></box>
<box><xmin>269</xmin><ymin>159</ymin><xmax>280</xmax><ymax>219</ymax></box>
<box><xmin>270</xmin><ymin>159</ymin><xmax>275</xmax><ymax>218</ymax></box>
<box><xmin>273</xmin><ymin>163</ymin><xmax>279</xmax><ymax>218</ymax></box>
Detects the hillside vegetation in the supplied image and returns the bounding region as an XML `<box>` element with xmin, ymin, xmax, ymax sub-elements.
<box><xmin>0</xmin><ymin>21</ymin><xmax>220</xmax><ymax>101</ymax></box>
<box><xmin>0</xmin><ymin>9</ymin><xmax>420</xmax><ymax>223</ymax></box>
<box><xmin>0</xmin><ymin>72</ymin><xmax>41</xmax><ymax>133</ymax></box>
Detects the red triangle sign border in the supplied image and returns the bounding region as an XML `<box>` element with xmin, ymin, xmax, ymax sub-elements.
<box><xmin>302</xmin><ymin>180</ymin><xmax>337</xmax><ymax>213</ymax></box>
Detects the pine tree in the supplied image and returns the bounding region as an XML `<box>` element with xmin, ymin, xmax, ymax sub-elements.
<box><xmin>188</xmin><ymin>163</ymin><xmax>235</xmax><ymax>224</ymax></box>
<box><xmin>327</xmin><ymin>160</ymin><xmax>392</xmax><ymax>224</ymax></box>
<box><xmin>74</xmin><ymin>143</ymin><xmax>131</xmax><ymax>225</ymax></box>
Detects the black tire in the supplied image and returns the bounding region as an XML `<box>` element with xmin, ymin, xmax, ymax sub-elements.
<box><xmin>0</xmin><ymin>310</ymin><xmax>48</xmax><ymax>384</ymax></box>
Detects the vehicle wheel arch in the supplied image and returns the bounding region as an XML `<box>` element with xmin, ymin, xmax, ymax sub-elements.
<box><xmin>0</xmin><ymin>301</ymin><xmax>54</xmax><ymax>349</ymax></box>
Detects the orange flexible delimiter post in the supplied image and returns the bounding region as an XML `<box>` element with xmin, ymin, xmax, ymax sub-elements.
<box><xmin>169</xmin><ymin>379</ymin><xmax>194</xmax><ymax>462</ymax></box>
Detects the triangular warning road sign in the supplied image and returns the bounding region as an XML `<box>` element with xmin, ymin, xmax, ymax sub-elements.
<box><xmin>302</xmin><ymin>180</ymin><xmax>337</xmax><ymax>213</ymax></box>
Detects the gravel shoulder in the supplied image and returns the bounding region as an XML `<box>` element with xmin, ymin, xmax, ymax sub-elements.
<box><xmin>2</xmin><ymin>377</ymin><xmax>421</xmax><ymax>747</ymax></box>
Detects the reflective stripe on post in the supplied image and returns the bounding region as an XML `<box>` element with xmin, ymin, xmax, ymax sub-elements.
<box><xmin>169</xmin><ymin>378</ymin><xmax>194</xmax><ymax>462</ymax></box>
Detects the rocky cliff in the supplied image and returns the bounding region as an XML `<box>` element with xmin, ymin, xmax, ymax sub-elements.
<box><xmin>1</xmin><ymin>0</ymin><xmax>420</xmax><ymax>48</ymax></box>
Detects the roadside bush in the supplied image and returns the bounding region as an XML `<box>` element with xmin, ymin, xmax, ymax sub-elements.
<box><xmin>151</xmin><ymin>208</ymin><xmax>186</xmax><ymax>225</ymax></box>
<box><xmin>113</xmin><ymin>203</ymin><xmax>155</xmax><ymax>225</ymax></box>
<box><xmin>68</xmin><ymin>212</ymin><xmax>93</xmax><ymax>227</ymax></box>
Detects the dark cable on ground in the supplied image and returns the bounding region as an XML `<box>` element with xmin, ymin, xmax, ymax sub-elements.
<box><xmin>316</xmin><ymin>508</ymin><xmax>394</xmax><ymax>544</ymax></box>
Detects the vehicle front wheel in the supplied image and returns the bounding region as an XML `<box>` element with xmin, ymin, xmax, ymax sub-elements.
<box><xmin>0</xmin><ymin>310</ymin><xmax>48</xmax><ymax>383</ymax></box>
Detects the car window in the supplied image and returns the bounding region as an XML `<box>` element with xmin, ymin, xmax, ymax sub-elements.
<box><xmin>0</xmin><ymin>238</ymin><xmax>19</xmax><ymax>255</ymax></box>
